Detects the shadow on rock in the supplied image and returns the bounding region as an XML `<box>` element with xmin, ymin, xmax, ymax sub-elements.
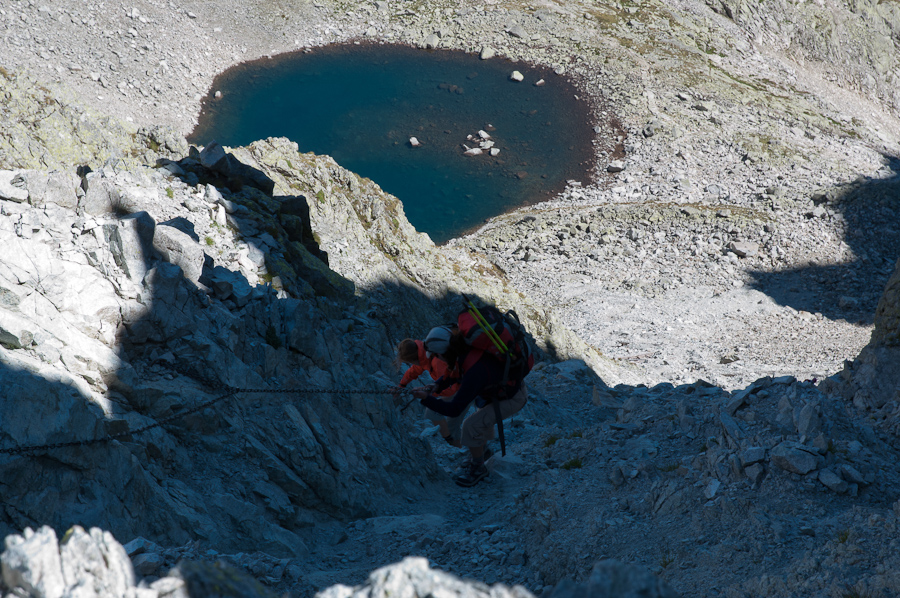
<box><xmin>746</xmin><ymin>156</ymin><xmax>900</xmax><ymax>324</ymax></box>
<box><xmin>0</xmin><ymin>144</ymin><xmax>454</xmax><ymax>564</ymax></box>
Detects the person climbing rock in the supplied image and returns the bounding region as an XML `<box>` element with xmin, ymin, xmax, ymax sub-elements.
<box><xmin>394</xmin><ymin>335</ymin><xmax>464</xmax><ymax>446</ymax></box>
<box><xmin>412</xmin><ymin>325</ymin><xmax>528</xmax><ymax>487</ymax></box>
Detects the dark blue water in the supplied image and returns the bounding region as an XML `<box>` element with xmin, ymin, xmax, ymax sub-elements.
<box><xmin>189</xmin><ymin>44</ymin><xmax>595</xmax><ymax>244</ymax></box>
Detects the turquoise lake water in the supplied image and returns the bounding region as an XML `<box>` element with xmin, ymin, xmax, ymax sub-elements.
<box><xmin>189</xmin><ymin>44</ymin><xmax>595</xmax><ymax>244</ymax></box>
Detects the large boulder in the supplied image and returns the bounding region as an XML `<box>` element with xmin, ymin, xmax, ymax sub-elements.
<box><xmin>19</xmin><ymin>170</ymin><xmax>80</xmax><ymax>209</ymax></box>
<box><xmin>153</xmin><ymin>224</ymin><xmax>205</xmax><ymax>284</ymax></box>
<box><xmin>104</xmin><ymin>211</ymin><xmax>158</xmax><ymax>283</ymax></box>
<box><xmin>2</xmin><ymin>526</ymin><xmax>135</xmax><ymax>598</ymax></box>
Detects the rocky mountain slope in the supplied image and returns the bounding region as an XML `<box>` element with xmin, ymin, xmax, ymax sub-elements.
<box><xmin>2</xmin><ymin>0</ymin><xmax>900</xmax><ymax>597</ymax></box>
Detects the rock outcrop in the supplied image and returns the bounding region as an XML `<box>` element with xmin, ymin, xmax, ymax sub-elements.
<box><xmin>0</xmin><ymin>527</ymin><xmax>679</xmax><ymax>598</ymax></box>
<box><xmin>0</xmin><ymin>141</ymin><xmax>452</xmax><ymax>556</ymax></box>
<box><xmin>0</xmin><ymin>84</ymin><xmax>631</xmax><ymax>566</ymax></box>
<box><xmin>829</xmin><ymin>256</ymin><xmax>900</xmax><ymax>411</ymax></box>
<box><xmin>0</xmin><ymin>525</ymin><xmax>278</xmax><ymax>598</ymax></box>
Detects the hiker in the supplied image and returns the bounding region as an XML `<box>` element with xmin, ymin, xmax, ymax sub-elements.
<box><xmin>394</xmin><ymin>336</ymin><xmax>464</xmax><ymax>446</ymax></box>
<box><xmin>412</xmin><ymin>324</ymin><xmax>529</xmax><ymax>487</ymax></box>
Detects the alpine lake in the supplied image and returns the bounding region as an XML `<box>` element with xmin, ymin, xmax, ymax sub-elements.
<box><xmin>189</xmin><ymin>44</ymin><xmax>596</xmax><ymax>244</ymax></box>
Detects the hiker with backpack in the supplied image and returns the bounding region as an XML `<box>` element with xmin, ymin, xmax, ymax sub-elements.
<box><xmin>393</xmin><ymin>338</ymin><xmax>464</xmax><ymax>447</ymax></box>
<box><xmin>412</xmin><ymin>299</ymin><xmax>533</xmax><ymax>487</ymax></box>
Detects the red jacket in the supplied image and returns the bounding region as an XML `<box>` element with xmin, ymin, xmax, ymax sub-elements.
<box><xmin>400</xmin><ymin>340</ymin><xmax>459</xmax><ymax>397</ymax></box>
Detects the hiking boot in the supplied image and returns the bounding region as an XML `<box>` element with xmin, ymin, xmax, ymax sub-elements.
<box><xmin>454</xmin><ymin>461</ymin><xmax>488</xmax><ymax>487</ymax></box>
<box><xmin>456</xmin><ymin>447</ymin><xmax>493</xmax><ymax>471</ymax></box>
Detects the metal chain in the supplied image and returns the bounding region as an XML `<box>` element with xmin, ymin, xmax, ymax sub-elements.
<box><xmin>0</xmin><ymin>362</ymin><xmax>411</xmax><ymax>456</ymax></box>
<box><xmin>0</xmin><ymin>388</ymin><xmax>237</xmax><ymax>456</ymax></box>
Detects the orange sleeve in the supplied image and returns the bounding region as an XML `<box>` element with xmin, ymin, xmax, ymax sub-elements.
<box><xmin>400</xmin><ymin>364</ymin><xmax>426</xmax><ymax>387</ymax></box>
<box><xmin>430</xmin><ymin>358</ymin><xmax>460</xmax><ymax>396</ymax></box>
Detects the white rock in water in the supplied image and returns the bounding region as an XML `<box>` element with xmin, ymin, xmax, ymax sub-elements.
<box><xmin>490</xmin><ymin>148</ymin><xmax>500</xmax><ymax>156</ymax></box>
<box><xmin>510</xmin><ymin>71</ymin><xmax>524</xmax><ymax>82</ymax></box>
<box><xmin>464</xmin><ymin>148</ymin><xmax>483</xmax><ymax>156</ymax></box>
<box><xmin>480</xmin><ymin>46</ymin><xmax>495</xmax><ymax>60</ymax></box>
<box><xmin>535</xmin><ymin>79</ymin><xmax>546</xmax><ymax>86</ymax></box>
<box><xmin>478</xmin><ymin>130</ymin><xmax>491</xmax><ymax>139</ymax></box>
<box><xmin>409</xmin><ymin>137</ymin><xmax>420</xmax><ymax>147</ymax></box>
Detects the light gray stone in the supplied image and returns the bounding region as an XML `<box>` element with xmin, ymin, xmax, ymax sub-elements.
<box><xmin>19</xmin><ymin>170</ymin><xmax>79</xmax><ymax>209</ymax></box>
<box><xmin>81</xmin><ymin>175</ymin><xmax>123</xmax><ymax>215</ymax></box>
<box><xmin>770</xmin><ymin>441</ymin><xmax>823</xmax><ymax>474</ymax></box>
<box><xmin>199</xmin><ymin>141</ymin><xmax>228</xmax><ymax>170</ymax></box>
<box><xmin>118</xmin><ymin>183</ymin><xmax>160</xmax><ymax>213</ymax></box>
<box><xmin>59</xmin><ymin>526</ymin><xmax>135</xmax><ymax>596</ymax></box>
<box><xmin>745</xmin><ymin>462</ymin><xmax>765</xmax><ymax>486</ymax></box>
<box><xmin>741</xmin><ymin>446</ymin><xmax>766</xmax><ymax>466</ymax></box>
<box><xmin>207</xmin><ymin>265</ymin><xmax>253</xmax><ymax>307</ymax></box>
<box><xmin>105</xmin><ymin>211</ymin><xmax>157</xmax><ymax>283</ymax></box>
<box><xmin>508</xmin><ymin>23</ymin><xmax>526</xmax><ymax>38</ymax></box>
<box><xmin>797</xmin><ymin>403</ymin><xmax>822</xmax><ymax>438</ymax></box>
<box><xmin>153</xmin><ymin>224</ymin><xmax>205</xmax><ymax>283</ymax></box>
<box><xmin>704</xmin><ymin>479</ymin><xmax>721</xmax><ymax>499</ymax></box>
<box><xmin>818</xmin><ymin>469</ymin><xmax>849</xmax><ymax>494</ymax></box>
<box><xmin>1</xmin><ymin>526</ymin><xmax>66</xmax><ymax>598</ymax></box>
<box><xmin>0</xmin><ymin>171</ymin><xmax>29</xmax><ymax>203</ymax></box>
<box><xmin>122</xmin><ymin>537</ymin><xmax>160</xmax><ymax>558</ymax></box>
<box><xmin>131</xmin><ymin>553</ymin><xmax>164</xmax><ymax>576</ymax></box>
<box><xmin>728</xmin><ymin>241</ymin><xmax>759</xmax><ymax>258</ymax></box>
<box><xmin>0</xmin><ymin>309</ymin><xmax>36</xmax><ymax>349</ymax></box>
<box><xmin>839</xmin><ymin>464</ymin><xmax>867</xmax><ymax>485</ymax></box>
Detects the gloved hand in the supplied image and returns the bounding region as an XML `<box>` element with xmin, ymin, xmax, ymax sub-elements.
<box><xmin>411</xmin><ymin>385</ymin><xmax>434</xmax><ymax>400</ymax></box>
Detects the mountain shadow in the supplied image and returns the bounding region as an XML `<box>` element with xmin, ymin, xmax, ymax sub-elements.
<box><xmin>746</xmin><ymin>154</ymin><xmax>900</xmax><ymax>324</ymax></box>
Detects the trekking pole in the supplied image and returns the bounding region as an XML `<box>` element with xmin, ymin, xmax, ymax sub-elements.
<box><xmin>462</xmin><ymin>294</ymin><xmax>509</xmax><ymax>355</ymax></box>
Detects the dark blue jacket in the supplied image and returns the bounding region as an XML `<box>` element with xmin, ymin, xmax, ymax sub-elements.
<box><xmin>420</xmin><ymin>350</ymin><xmax>522</xmax><ymax>418</ymax></box>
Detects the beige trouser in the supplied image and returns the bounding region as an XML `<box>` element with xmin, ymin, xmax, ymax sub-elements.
<box><xmin>459</xmin><ymin>384</ymin><xmax>528</xmax><ymax>448</ymax></box>
<box><xmin>425</xmin><ymin>399</ymin><xmax>468</xmax><ymax>440</ymax></box>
